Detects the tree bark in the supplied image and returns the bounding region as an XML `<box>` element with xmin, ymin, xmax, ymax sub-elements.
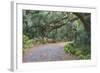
<box><xmin>73</xmin><ymin>13</ymin><xmax>91</xmax><ymax>33</ymax></box>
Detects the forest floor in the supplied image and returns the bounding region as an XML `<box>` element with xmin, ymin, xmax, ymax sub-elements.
<box><xmin>23</xmin><ymin>42</ymin><xmax>79</xmax><ymax>62</ymax></box>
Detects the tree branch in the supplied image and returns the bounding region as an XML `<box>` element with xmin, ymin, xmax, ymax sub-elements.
<box><xmin>48</xmin><ymin>17</ymin><xmax>78</xmax><ymax>32</ymax></box>
<box><xmin>73</xmin><ymin>13</ymin><xmax>90</xmax><ymax>33</ymax></box>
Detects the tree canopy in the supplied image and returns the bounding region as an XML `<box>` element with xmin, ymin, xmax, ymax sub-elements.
<box><xmin>23</xmin><ymin>10</ymin><xmax>91</xmax><ymax>59</ymax></box>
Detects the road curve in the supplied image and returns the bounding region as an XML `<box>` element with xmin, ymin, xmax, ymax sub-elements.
<box><xmin>23</xmin><ymin>42</ymin><xmax>78</xmax><ymax>62</ymax></box>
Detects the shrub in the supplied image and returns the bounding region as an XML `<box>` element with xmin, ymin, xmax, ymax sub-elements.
<box><xmin>85</xmin><ymin>54</ymin><xmax>91</xmax><ymax>59</ymax></box>
<box><xmin>74</xmin><ymin>50</ymin><xmax>82</xmax><ymax>56</ymax></box>
<box><xmin>64</xmin><ymin>42</ymin><xmax>90</xmax><ymax>59</ymax></box>
<box><xmin>64</xmin><ymin>47</ymin><xmax>69</xmax><ymax>52</ymax></box>
<box><xmin>64</xmin><ymin>43</ymin><xmax>75</xmax><ymax>53</ymax></box>
<box><xmin>70</xmin><ymin>49</ymin><xmax>76</xmax><ymax>55</ymax></box>
<box><xmin>78</xmin><ymin>54</ymin><xmax>85</xmax><ymax>59</ymax></box>
<box><xmin>23</xmin><ymin>35</ymin><xmax>33</xmax><ymax>53</ymax></box>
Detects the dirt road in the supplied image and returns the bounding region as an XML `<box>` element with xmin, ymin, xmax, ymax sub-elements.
<box><xmin>23</xmin><ymin>42</ymin><xmax>78</xmax><ymax>62</ymax></box>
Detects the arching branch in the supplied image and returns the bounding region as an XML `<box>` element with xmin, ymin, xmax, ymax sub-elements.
<box><xmin>73</xmin><ymin>13</ymin><xmax>91</xmax><ymax>33</ymax></box>
<box><xmin>48</xmin><ymin>17</ymin><xmax>78</xmax><ymax>32</ymax></box>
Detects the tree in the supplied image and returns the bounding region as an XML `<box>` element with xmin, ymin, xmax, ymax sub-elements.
<box><xmin>23</xmin><ymin>10</ymin><xmax>91</xmax><ymax>44</ymax></box>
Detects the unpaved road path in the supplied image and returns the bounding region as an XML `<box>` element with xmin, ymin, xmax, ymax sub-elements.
<box><xmin>23</xmin><ymin>42</ymin><xmax>78</xmax><ymax>62</ymax></box>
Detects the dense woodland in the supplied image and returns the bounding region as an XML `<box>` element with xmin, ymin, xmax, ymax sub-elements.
<box><xmin>23</xmin><ymin>10</ymin><xmax>91</xmax><ymax>59</ymax></box>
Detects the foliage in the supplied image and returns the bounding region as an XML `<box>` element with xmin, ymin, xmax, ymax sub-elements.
<box><xmin>22</xmin><ymin>10</ymin><xmax>91</xmax><ymax>59</ymax></box>
<box><xmin>23</xmin><ymin>35</ymin><xmax>33</xmax><ymax>53</ymax></box>
<box><xmin>64</xmin><ymin>43</ymin><xmax>90</xmax><ymax>59</ymax></box>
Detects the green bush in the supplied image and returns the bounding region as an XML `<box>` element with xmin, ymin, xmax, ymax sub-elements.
<box><xmin>78</xmin><ymin>54</ymin><xmax>85</xmax><ymax>59</ymax></box>
<box><xmin>64</xmin><ymin>47</ymin><xmax>68</xmax><ymax>52</ymax></box>
<box><xmin>64</xmin><ymin>43</ymin><xmax>75</xmax><ymax>53</ymax></box>
<box><xmin>64</xmin><ymin>43</ymin><xmax>90</xmax><ymax>59</ymax></box>
<box><xmin>84</xmin><ymin>54</ymin><xmax>91</xmax><ymax>59</ymax></box>
<box><xmin>74</xmin><ymin>50</ymin><xmax>81</xmax><ymax>56</ymax></box>
<box><xmin>23</xmin><ymin>35</ymin><xmax>33</xmax><ymax>53</ymax></box>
